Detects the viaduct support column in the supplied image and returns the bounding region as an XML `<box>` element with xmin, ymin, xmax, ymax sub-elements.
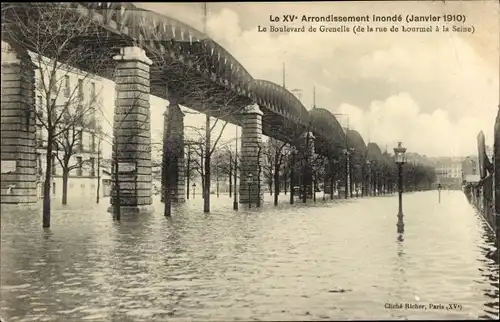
<box><xmin>300</xmin><ymin>131</ymin><xmax>315</xmax><ymax>199</ymax></box>
<box><xmin>239</xmin><ymin>104</ymin><xmax>263</xmax><ymax>206</ymax></box>
<box><xmin>1</xmin><ymin>43</ymin><xmax>38</xmax><ymax>205</ymax></box>
<box><xmin>109</xmin><ymin>46</ymin><xmax>153</xmax><ymax>215</ymax></box>
<box><xmin>161</xmin><ymin>103</ymin><xmax>185</xmax><ymax>203</ymax></box>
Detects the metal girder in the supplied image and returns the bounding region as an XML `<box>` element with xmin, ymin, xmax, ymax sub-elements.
<box><xmin>9</xmin><ymin>3</ymin><xmax>362</xmax><ymax>156</ymax></box>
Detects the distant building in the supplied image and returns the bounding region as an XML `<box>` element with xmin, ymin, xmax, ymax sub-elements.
<box><xmin>429</xmin><ymin>157</ymin><xmax>463</xmax><ymax>189</ymax></box>
<box><xmin>405</xmin><ymin>152</ymin><xmax>434</xmax><ymax>167</ymax></box>
<box><xmin>33</xmin><ymin>63</ymin><xmax>108</xmax><ymax>201</ymax></box>
<box><xmin>461</xmin><ymin>156</ymin><xmax>478</xmax><ymax>181</ymax></box>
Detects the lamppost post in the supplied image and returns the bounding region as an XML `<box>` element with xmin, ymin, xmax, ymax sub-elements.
<box><xmin>438</xmin><ymin>183</ymin><xmax>442</xmax><ymax>203</ymax></box>
<box><xmin>343</xmin><ymin>149</ymin><xmax>349</xmax><ymax>199</ymax></box>
<box><xmin>246</xmin><ymin>172</ymin><xmax>253</xmax><ymax>209</ymax></box>
<box><xmin>394</xmin><ymin>141</ymin><xmax>407</xmax><ymax>234</ymax></box>
<box><xmin>365</xmin><ymin>160</ymin><xmax>371</xmax><ymax>197</ymax></box>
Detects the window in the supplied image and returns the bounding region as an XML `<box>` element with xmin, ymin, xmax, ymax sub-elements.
<box><xmin>76</xmin><ymin>156</ymin><xmax>83</xmax><ymax>176</ymax></box>
<box><xmin>90</xmin><ymin>157</ymin><xmax>95</xmax><ymax>177</ymax></box>
<box><xmin>79</xmin><ymin>131</ymin><xmax>84</xmax><ymax>151</ymax></box>
<box><xmin>64</xmin><ymin>75</ymin><xmax>70</xmax><ymax>97</ymax></box>
<box><xmin>36</xmin><ymin>126</ymin><xmax>44</xmax><ymax>146</ymax></box>
<box><xmin>78</xmin><ymin>79</ymin><xmax>84</xmax><ymax>101</ymax></box>
<box><xmin>50</xmin><ymin>80</ymin><xmax>57</xmax><ymax>94</ymax></box>
<box><xmin>37</xmin><ymin>153</ymin><xmax>43</xmax><ymax>175</ymax></box>
<box><xmin>37</xmin><ymin>95</ymin><xmax>43</xmax><ymax>110</ymax></box>
<box><xmin>50</xmin><ymin>99</ymin><xmax>56</xmax><ymax>120</ymax></box>
<box><xmin>82</xmin><ymin>132</ymin><xmax>91</xmax><ymax>152</ymax></box>
<box><xmin>91</xmin><ymin>133</ymin><xmax>96</xmax><ymax>152</ymax></box>
<box><xmin>90</xmin><ymin>82</ymin><xmax>96</xmax><ymax>101</ymax></box>
<box><xmin>51</xmin><ymin>154</ymin><xmax>56</xmax><ymax>175</ymax></box>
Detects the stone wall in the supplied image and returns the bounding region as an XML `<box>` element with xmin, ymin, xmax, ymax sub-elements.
<box><xmin>1</xmin><ymin>45</ymin><xmax>38</xmax><ymax>204</ymax></box>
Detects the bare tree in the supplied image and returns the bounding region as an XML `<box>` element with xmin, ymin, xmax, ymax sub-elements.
<box><xmin>309</xmin><ymin>153</ymin><xmax>328</xmax><ymax>202</ymax></box>
<box><xmin>262</xmin><ymin>138</ymin><xmax>291</xmax><ymax>206</ymax></box>
<box><xmin>52</xmin><ymin>85</ymin><xmax>104</xmax><ymax>205</ymax></box>
<box><xmin>185</xmin><ymin>109</ymin><xmax>239</xmax><ymax>212</ymax></box>
<box><xmin>1</xmin><ymin>3</ymin><xmax>114</xmax><ymax>227</ymax></box>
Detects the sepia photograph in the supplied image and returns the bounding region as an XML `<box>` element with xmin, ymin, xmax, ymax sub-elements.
<box><xmin>0</xmin><ymin>1</ymin><xmax>499</xmax><ymax>321</ymax></box>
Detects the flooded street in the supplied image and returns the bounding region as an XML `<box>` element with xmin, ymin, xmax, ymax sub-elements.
<box><xmin>1</xmin><ymin>191</ymin><xmax>498</xmax><ymax>321</ymax></box>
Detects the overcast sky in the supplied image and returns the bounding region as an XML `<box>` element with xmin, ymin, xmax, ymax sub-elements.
<box><xmin>100</xmin><ymin>1</ymin><xmax>499</xmax><ymax>159</ymax></box>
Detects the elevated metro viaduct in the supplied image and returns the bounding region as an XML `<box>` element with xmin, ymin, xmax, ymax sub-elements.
<box><xmin>1</xmin><ymin>2</ymin><xmax>381</xmax><ymax>213</ymax></box>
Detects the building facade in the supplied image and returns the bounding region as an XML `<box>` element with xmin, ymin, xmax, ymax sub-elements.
<box><xmin>429</xmin><ymin>157</ymin><xmax>463</xmax><ymax>189</ymax></box>
<box><xmin>33</xmin><ymin>61</ymin><xmax>108</xmax><ymax>202</ymax></box>
<box><xmin>462</xmin><ymin>156</ymin><xmax>478</xmax><ymax>177</ymax></box>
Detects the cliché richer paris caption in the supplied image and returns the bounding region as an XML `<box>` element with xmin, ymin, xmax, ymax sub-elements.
<box><xmin>258</xmin><ymin>14</ymin><xmax>474</xmax><ymax>34</ymax></box>
<box><xmin>385</xmin><ymin>302</ymin><xmax>464</xmax><ymax>312</ymax></box>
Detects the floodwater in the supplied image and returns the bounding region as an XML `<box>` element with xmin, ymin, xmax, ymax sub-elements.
<box><xmin>0</xmin><ymin>190</ymin><xmax>498</xmax><ymax>321</ymax></box>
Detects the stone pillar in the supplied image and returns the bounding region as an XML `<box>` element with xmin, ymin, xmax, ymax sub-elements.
<box><xmin>239</xmin><ymin>104</ymin><xmax>264</xmax><ymax>205</ymax></box>
<box><xmin>1</xmin><ymin>43</ymin><xmax>38</xmax><ymax>204</ymax></box>
<box><xmin>161</xmin><ymin>103</ymin><xmax>185</xmax><ymax>203</ymax></box>
<box><xmin>109</xmin><ymin>46</ymin><xmax>153</xmax><ymax>215</ymax></box>
<box><xmin>300</xmin><ymin>131</ymin><xmax>315</xmax><ymax>198</ymax></box>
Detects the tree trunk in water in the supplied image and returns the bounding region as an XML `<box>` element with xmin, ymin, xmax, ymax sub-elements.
<box><xmin>112</xmin><ymin>137</ymin><xmax>122</xmax><ymax>221</ymax></box>
<box><xmin>163</xmin><ymin>131</ymin><xmax>171</xmax><ymax>217</ymax></box>
<box><xmin>204</xmin><ymin>113</ymin><xmax>210</xmax><ymax>213</ymax></box>
<box><xmin>186</xmin><ymin>148</ymin><xmax>190</xmax><ymax>200</ymax></box>
<box><xmin>273</xmin><ymin>164</ymin><xmax>280</xmax><ymax>206</ymax></box>
<box><xmin>313</xmin><ymin>179</ymin><xmax>316</xmax><ymax>203</ymax></box>
<box><xmin>302</xmin><ymin>182</ymin><xmax>307</xmax><ymax>203</ymax></box>
<box><xmin>114</xmin><ymin>155</ymin><xmax>121</xmax><ymax>221</ymax></box>
<box><xmin>96</xmin><ymin>139</ymin><xmax>101</xmax><ymax>204</ymax></box>
<box><xmin>42</xmin><ymin>137</ymin><xmax>53</xmax><ymax>228</ymax></box>
<box><xmin>290</xmin><ymin>153</ymin><xmax>295</xmax><ymax>204</ymax></box>
<box><xmin>229</xmin><ymin>154</ymin><xmax>232</xmax><ymax>198</ymax></box>
<box><xmin>204</xmin><ymin>158</ymin><xmax>210</xmax><ymax>212</ymax></box>
<box><xmin>330</xmin><ymin>175</ymin><xmax>334</xmax><ymax>200</ymax></box>
<box><xmin>257</xmin><ymin>150</ymin><xmax>261</xmax><ymax>208</ymax></box>
<box><xmin>302</xmin><ymin>162</ymin><xmax>307</xmax><ymax>203</ymax></box>
<box><xmin>62</xmin><ymin>170</ymin><xmax>68</xmax><ymax>205</ymax></box>
<box><xmin>200</xmin><ymin>151</ymin><xmax>204</xmax><ymax>199</ymax></box>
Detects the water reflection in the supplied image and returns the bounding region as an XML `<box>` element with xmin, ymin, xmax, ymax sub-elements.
<box><xmin>1</xmin><ymin>192</ymin><xmax>499</xmax><ymax>321</ymax></box>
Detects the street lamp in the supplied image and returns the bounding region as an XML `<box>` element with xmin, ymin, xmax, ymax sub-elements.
<box><xmin>394</xmin><ymin>141</ymin><xmax>407</xmax><ymax>234</ymax></box>
<box><xmin>246</xmin><ymin>172</ymin><xmax>253</xmax><ymax>208</ymax></box>
<box><xmin>343</xmin><ymin>148</ymin><xmax>354</xmax><ymax>199</ymax></box>
<box><xmin>192</xmin><ymin>182</ymin><xmax>196</xmax><ymax>199</ymax></box>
